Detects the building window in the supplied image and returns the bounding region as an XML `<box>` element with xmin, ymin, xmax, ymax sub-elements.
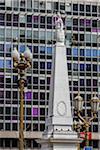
<box><xmin>33</xmin><ymin>46</ymin><xmax>38</xmax><ymax>53</ymax></box>
<box><xmin>47</xmin><ymin>62</ymin><xmax>52</xmax><ymax>69</ymax></box>
<box><xmin>27</xmin><ymin>0</ymin><xmax>32</xmax><ymax>9</ymax></box>
<box><xmin>6</xmin><ymin>60</ymin><xmax>11</xmax><ymax>69</ymax></box>
<box><xmin>86</xmin><ymin>64</ymin><xmax>91</xmax><ymax>71</ymax></box>
<box><xmin>93</xmin><ymin>125</ymin><xmax>98</xmax><ymax>132</ymax></box>
<box><xmin>40</xmin><ymin>124</ymin><xmax>45</xmax><ymax>131</ymax></box>
<box><xmin>47</xmin><ymin>77</ymin><xmax>50</xmax><ymax>84</ymax></box>
<box><xmin>92</xmin><ymin>5</ymin><xmax>97</xmax><ymax>12</ymax></box>
<box><xmin>27</xmin><ymin>76</ymin><xmax>32</xmax><ymax>84</ymax></box>
<box><xmin>5</xmin><ymin>107</ymin><xmax>11</xmax><ymax>114</ymax></box>
<box><xmin>80</xmin><ymin>64</ymin><xmax>84</xmax><ymax>71</ymax></box>
<box><xmin>86</xmin><ymin>79</ymin><xmax>91</xmax><ymax>86</ymax></box>
<box><xmin>40</xmin><ymin>92</ymin><xmax>45</xmax><ymax>100</ymax></box>
<box><xmin>40</xmin><ymin>16</ymin><xmax>45</xmax><ymax>24</ymax></box>
<box><xmin>86</xmin><ymin>5</ymin><xmax>91</xmax><ymax>12</ymax></box>
<box><xmin>73</xmin><ymin>19</ymin><xmax>78</xmax><ymax>26</ymax></box>
<box><xmin>0</xmin><ymin>91</ymin><xmax>4</xmax><ymax>98</ymax></box>
<box><xmin>92</xmin><ymin>49</ymin><xmax>97</xmax><ymax>57</ymax></box>
<box><xmin>86</xmin><ymin>19</ymin><xmax>91</xmax><ymax>26</ymax></box>
<box><xmin>19</xmin><ymin>15</ymin><xmax>26</xmax><ymax>24</ymax></box>
<box><xmin>93</xmin><ymin>64</ymin><xmax>97</xmax><ymax>71</ymax></box>
<box><xmin>6</xmin><ymin>91</ymin><xmax>11</xmax><ymax>99</ymax></box>
<box><xmin>6</xmin><ymin>44</ymin><xmax>11</xmax><ymax>53</ymax></box>
<box><xmin>0</xmin><ymin>75</ymin><xmax>4</xmax><ymax>83</ymax></box>
<box><xmin>0</xmin><ymin>123</ymin><xmax>3</xmax><ymax>130</ymax></box>
<box><xmin>67</xmin><ymin>63</ymin><xmax>71</xmax><ymax>70</ymax></box>
<box><xmin>33</xmin><ymin>124</ymin><xmax>38</xmax><ymax>131</ymax></box>
<box><xmin>26</xmin><ymin>108</ymin><xmax>31</xmax><ymax>115</ymax></box>
<box><xmin>47</xmin><ymin>16</ymin><xmax>52</xmax><ymax>24</ymax></box>
<box><xmin>20</xmin><ymin>0</ymin><xmax>25</xmax><ymax>7</ymax></box>
<box><xmin>5</xmin><ymin>123</ymin><xmax>10</xmax><ymax>130</ymax></box>
<box><xmin>60</xmin><ymin>2</ymin><xmax>65</xmax><ymax>11</ymax></box>
<box><xmin>80</xmin><ymin>4</ymin><xmax>84</xmax><ymax>11</ymax></box>
<box><xmin>12</xmin><ymin>107</ymin><xmax>17</xmax><ymax>115</ymax></box>
<box><xmin>80</xmin><ymin>79</ymin><xmax>84</xmax><ymax>86</ymax></box>
<box><xmin>13</xmin><ymin>0</ymin><xmax>19</xmax><ymax>10</ymax></box>
<box><xmin>32</xmin><ymin>107</ymin><xmax>39</xmax><ymax>116</ymax></box>
<box><xmin>47</xmin><ymin>47</ymin><xmax>52</xmax><ymax>54</ymax></box>
<box><xmin>13</xmin><ymin>14</ymin><xmax>19</xmax><ymax>22</ymax></box>
<box><xmin>33</xmin><ymin>61</ymin><xmax>38</xmax><ymax>69</ymax></box>
<box><xmin>93</xmin><ymin>79</ymin><xmax>97</xmax><ymax>86</ymax></box>
<box><xmin>80</xmin><ymin>19</ymin><xmax>84</xmax><ymax>26</ymax></box>
<box><xmin>54</xmin><ymin>2</ymin><xmax>59</xmax><ymax>11</ymax></box>
<box><xmin>93</xmin><ymin>140</ymin><xmax>98</xmax><ymax>148</ymax></box>
<box><xmin>80</xmin><ymin>49</ymin><xmax>84</xmax><ymax>56</ymax></box>
<box><xmin>67</xmin><ymin>48</ymin><xmax>71</xmax><ymax>55</ymax></box>
<box><xmin>73</xmin><ymin>48</ymin><xmax>78</xmax><ymax>56</ymax></box>
<box><xmin>33</xmin><ymin>77</ymin><xmax>38</xmax><ymax>84</ymax></box>
<box><xmin>92</xmin><ymin>20</ymin><xmax>97</xmax><ymax>28</ymax></box>
<box><xmin>80</xmin><ymin>34</ymin><xmax>84</xmax><ymax>41</ymax></box>
<box><xmin>40</xmin><ymin>62</ymin><xmax>45</xmax><ymax>69</ymax></box>
<box><xmin>73</xmin><ymin>81</ymin><xmax>78</xmax><ymax>86</ymax></box>
<box><xmin>40</xmin><ymin>79</ymin><xmax>45</xmax><ymax>84</ymax></box>
<box><xmin>33</xmin><ymin>92</ymin><xmax>38</xmax><ymax>99</ymax></box>
<box><xmin>47</xmin><ymin>31</ymin><xmax>52</xmax><ymax>41</ymax></box>
<box><xmin>5</xmin><ymin>139</ymin><xmax>10</xmax><ymax>147</ymax></box>
<box><xmin>13</xmin><ymin>75</ymin><xmax>18</xmax><ymax>83</ymax></box>
<box><xmin>12</xmin><ymin>123</ymin><xmax>17</xmax><ymax>131</ymax></box>
<box><xmin>86</xmin><ymin>49</ymin><xmax>91</xmax><ymax>57</ymax></box>
<box><xmin>33</xmin><ymin>16</ymin><xmax>39</xmax><ymax>24</ymax></box>
<box><xmin>0</xmin><ymin>13</ymin><xmax>5</xmax><ymax>21</ymax></box>
<box><xmin>73</xmin><ymin>63</ymin><xmax>78</xmax><ymax>71</ymax></box>
<box><xmin>47</xmin><ymin>2</ymin><xmax>52</xmax><ymax>12</ymax></box>
<box><xmin>0</xmin><ymin>107</ymin><xmax>3</xmax><ymax>114</ymax></box>
<box><xmin>25</xmin><ymin>92</ymin><xmax>32</xmax><ymax>100</ymax></box>
<box><xmin>0</xmin><ymin>44</ymin><xmax>4</xmax><ymax>52</ymax></box>
<box><xmin>73</xmin><ymin>4</ymin><xmax>78</xmax><ymax>11</ymax></box>
<box><xmin>12</xmin><ymin>139</ymin><xmax>18</xmax><ymax>147</ymax></box>
<box><xmin>6</xmin><ymin>14</ymin><xmax>12</xmax><ymax>21</ymax></box>
<box><xmin>27</xmin><ymin>15</ymin><xmax>32</xmax><ymax>23</ymax></box>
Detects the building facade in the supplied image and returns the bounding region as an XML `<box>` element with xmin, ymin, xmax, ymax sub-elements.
<box><xmin>0</xmin><ymin>0</ymin><xmax>99</xmax><ymax>149</ymax></box>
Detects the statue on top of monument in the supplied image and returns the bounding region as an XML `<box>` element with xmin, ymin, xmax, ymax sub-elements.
<box><xmin>55</xmin><ymin>12</ymin><xmax>64</xmax><ymax>31</ymax></box>
<box><xmin>55</xmin><ymin>12</ymin><xmax>65</xmax><ymax>44</ymax></box>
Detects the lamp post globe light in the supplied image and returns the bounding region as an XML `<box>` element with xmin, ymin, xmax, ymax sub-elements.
<box><xmin>12</xmin><ymin>46</ymin><xmax>32</xmax><ymax>150</ymax></box>
<box><xmin>73</xmin><ymin>94</ymin><xmax>100</xmax><ymax>149</ymax></box>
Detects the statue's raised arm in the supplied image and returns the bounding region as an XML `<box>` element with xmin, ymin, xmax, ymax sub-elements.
<box><xmin>55</xmin><ymin>12</ymin><xmax>64</xmax><ymax>30</ymax></box>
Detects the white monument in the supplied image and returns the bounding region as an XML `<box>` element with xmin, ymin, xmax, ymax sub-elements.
<box><xmin>39</xmin><ymin>13</ymin><xmax>81</xmax><ymax>150</ymax></box>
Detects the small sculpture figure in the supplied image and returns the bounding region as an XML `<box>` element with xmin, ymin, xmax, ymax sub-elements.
<box><xmin>55</xmin><ymin>12</ymin><xmax>64</xmax><ymax>31</ymax></box>
<box><xmin>55</xmin><ymin>12</ymin><xmax>65</xmax><ymax>44</ymax></box>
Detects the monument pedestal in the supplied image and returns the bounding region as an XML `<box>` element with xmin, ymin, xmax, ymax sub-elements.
<box><xmin>40</xmin><ymin>131</ymin><xmax>80</xmax><ymax>150</ymax></box>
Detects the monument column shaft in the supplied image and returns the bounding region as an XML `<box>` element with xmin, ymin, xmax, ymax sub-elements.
<box><xmin>48</xmin><ymin>42</ymin><xmax>73</xmax><ymax>132</ymax></box>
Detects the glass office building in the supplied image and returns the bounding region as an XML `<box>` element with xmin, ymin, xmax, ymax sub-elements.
<box><xmin>0</xmin><ymin>0</ymin><xmax>100</xmax><ymax>149</ymax></box>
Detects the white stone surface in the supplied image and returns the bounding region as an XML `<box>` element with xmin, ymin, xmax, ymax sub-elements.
<box><xmin>47</xmin><ymin>43</ymin><xmax>73</xmax><ymax>133</ymax></box>
<box><xmin>40</xmin><ymin>14</ymin><xmax>80</xmax><ymax>150</ymax></box>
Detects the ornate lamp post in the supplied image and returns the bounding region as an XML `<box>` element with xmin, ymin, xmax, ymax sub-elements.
<box><xmin>12</xmin><ymin>47</ymin><xmax>32</xmax><ymax>150</ymax></box>
<box><xmin>73</xmin><ymin>94</ymin><xmax>100</xmax><ymax>148</ymax></box>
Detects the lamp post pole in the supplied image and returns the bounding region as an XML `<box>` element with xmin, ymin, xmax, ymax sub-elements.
<box><xmin>84</xmin><ymin>123</ymin><xmax>89</xmax><ymax>147</ymax></box>
<box><xmin>19</xmin><ymin>76</ymin><xmax>25</xmax><ymax>150</ymax></box>
<box><xmin>12</xmin><ymin>48</ymin><xmax>32</xmax><ymax>150</ymax></box>
<box><xmin>19</xmin><ymin>79</ymin><xmax>24</xmax><ymax>150</ymax></box>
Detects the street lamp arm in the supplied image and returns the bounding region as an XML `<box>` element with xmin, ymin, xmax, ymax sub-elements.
<box><xmin>78</xmin><ymin>112</ymin><xmax>89</xmax><ymax>126</ymax></box>
<box><xmin>88</xmin><ymin>113</ymin><xmax>97</xmax><ymax>123</ymax></box>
